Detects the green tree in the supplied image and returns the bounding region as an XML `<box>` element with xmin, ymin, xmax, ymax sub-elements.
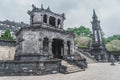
<box><xmin>74</xmin><ymin>35</ymin><xmax>92</xmax><ymax>48</ymax></box>
<box><xmin>66</xmin><ymin>26</ymin><xmax>92</xmax><ymax>48</ymax></box>
<box><xmin>66</xmin><ymin>26</ymin><xmax>92</xmax><ymax>37</ymax></box>
<box><xmin>106</xmin><ymin>40</ymin><xmax>120</xmax><ymax>52</ymax></box>
<box><xmin>0</xmin><ymin>29</ymin><xmax>13</xmax><ymax>40</ymax></box>
<box><xmin>104</xmin><ymin>34</ymin><xmax>120</xmax><ymax>44</ymax></box>
<box><xmin>66</xmin><ymin>28</ymin><xmax>75</xmax><ymax>32</ymax></box>
<box><xmin>75</xmin><ymin>26</ymin><xmax>92</xmax><ymax>37</ymax></box>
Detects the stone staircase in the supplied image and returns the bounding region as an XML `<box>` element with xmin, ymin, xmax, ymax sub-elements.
<box><xmin>61</xmin><ymin>60</ymin><xmax>84</xmax><ymax>74</ymax></box>
<box><xmin>75</xmin><ymin>48</ymin><xmax>97</xmax><ymax>63</ymax></box>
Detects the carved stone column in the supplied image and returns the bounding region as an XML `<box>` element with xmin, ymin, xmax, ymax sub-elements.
<box><xmin>70</xmin><ymin>42</ymin><xmax>74</xmax><ymax>55</ymax></box>
<box><xmin>41</xmin><ymin>14</ymin><xmax>43</xmax><ymax>23</ymax></box>
<box><xmin>48</xmin><ymin>39</ymin><xmax>53</xmax><ymax>56</ymax></box>
<box><xmin>56</xmin><ymin>18</ymin><xmax>58</xmax><ymax>28</ymax></box>
<box><xmin>64</xmin><ymin>41</ymin><xmax>68</xmax><ymax>55</ymax></box>
<box><xmin>60</xmin><ymin>20</ymin><xmax>63</xmax><ymax>29</ymax></box>
<box><xmin>39</xmin><ymin>38</ymin><xmax>43</xmax><ymax>54</ymax></box>
<box><xmin>30</xmin><ymin>14</ymin><xmax>34</xmax><ymax>26</ymax></box>
<box><xmin>47</xmin><ymin>16</ymin><xmax>50</xmax><ymax>25</ymax></box>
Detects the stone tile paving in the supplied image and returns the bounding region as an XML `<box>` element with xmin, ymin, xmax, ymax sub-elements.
<box><xmin>0</xmin><ymin>63</ymin><xmax>120</xmax><ymax>80</ymax></box>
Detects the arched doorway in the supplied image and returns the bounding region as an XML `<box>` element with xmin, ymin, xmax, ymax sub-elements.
<box><xmin>49</xmin><ymin>16</ymin><xmax>56</xmax><ymax>26</ymax></box>
<box><xmin>57</xmin><ymin>19</ymin><xmax>61</xmax><ymax>28</ymax></box>
<box><xmin>43</xmin><ymin>14</ymin><xmax>47</xmax><ymax>23</ymax></box>
<box><xmin>52</xmin><ymin>39</ymin><xmax>64</xmax><ymax>59</ymax></box>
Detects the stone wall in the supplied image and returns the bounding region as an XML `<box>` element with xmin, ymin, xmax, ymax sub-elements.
<box><xmin>0</xmin><ymin>59</ymin><xmax>62</xmax><ymax>76</ymax></box>
<box><xmin>0</xmin><ymin>40</ymin><xmax>15</xmax><ymax>60</ymax></box>
<box><xmin>23</xmin><ymin>31</ymin><xmax>40</xmax><ymax>54</ymax></box>
<box><xmin>16</xmin><ymin>27</ymin><xmax>75</xmax><ymax>57</ymax></box>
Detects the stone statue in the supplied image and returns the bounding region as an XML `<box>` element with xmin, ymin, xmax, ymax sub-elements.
<box><xmin>110</xmin><ymin>55</ymin><xmax>115</xmax><ymax>65</ymax></box>
<box><xmin>118</xmin><ymin>56</ymin><xmax>120</xmax><ymax>64</ymax></box>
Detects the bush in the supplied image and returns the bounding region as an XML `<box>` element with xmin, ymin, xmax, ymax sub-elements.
<box><xmin>0</xmin><ymin>29</ymin><xmax>14</xmax><ymax>41</ymax></box>
<box><xmin>74</xmin><ymin>35</ymin><xmax>92</xmax><ymax>48</ymax></box>
<box><xmin>106</xmin><ymin>40</ymin><xmax>120</xmax><ymax>52</ymax></box>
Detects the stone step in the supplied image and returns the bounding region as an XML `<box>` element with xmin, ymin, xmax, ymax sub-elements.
<box><xmin>75</xmin><ymin>49</ymin><xmax>97</xmax><ymax>63</ymax></box>
<box><xmin>61</xmin><ymin>60</ymin><xmax>84</xmax><ymax>74</ymax></box>
<box><xmin>66</xmin><ymin>68</ymin><xmax>84</xmax><ymax>73</ymax></box>
<box><xmin>66</xmin><ymin>65</ymin><xmax>84</xmax><ymax>73</ymax></box>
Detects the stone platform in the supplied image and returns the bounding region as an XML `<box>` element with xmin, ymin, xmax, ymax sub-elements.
<box><xmin>0</xmin><ymin>59</ymin><xmax>61</xmax><ymax>76</ymax></box>
<box><xmin>1</xmin><ymin>63</ymin><xmax>120</xmax><ymax>80</ymax></box>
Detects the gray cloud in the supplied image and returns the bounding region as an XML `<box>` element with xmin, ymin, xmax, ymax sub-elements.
<box><xmin>0</xmin><ymin>0</ymin><xmax>120</xmax><ymax>37</ymax></box>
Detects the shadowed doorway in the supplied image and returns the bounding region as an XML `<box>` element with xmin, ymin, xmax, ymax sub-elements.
<box><xmin>52</xmin><ymin>39</ymin><xmax>64</xmax><ymax>59</ymax></box>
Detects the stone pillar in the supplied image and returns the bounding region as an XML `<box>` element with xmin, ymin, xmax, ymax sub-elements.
<box><xmin>48</xmin><ymin>39</ymin><xmax>53</xmax><ymax>56</ymax></box>
<box><xmin>60</xmin><ymin>20</ymin><xmax>63</xmax><ymax>29</ymax></box>
<box><xmin>39</xmin><ymin>38</ymin><xmax>43</xmax><ymax>54</ymax></box>
<box><xmin>30</xmin><ymin>14</ymin><xmax>34</xmax><ymax>26</ymax></box>
<box><xmin>97</xmin><ymin>30</ymin><xmax>100</xmax><ymax>44</ymax></box>
<box><xmin>47</xmin><ymin>16</ymin><xmax>50</xmax><ymax>25</ymax></box>
<box><xmin>92</xmin><ymin>29</ymin><xmax>95</xmax><ymax>43</ymax></box>
<box><xmin>56</xmin><ymin>19</ymin><xmax>58</xmax><ymax>28</ymax></box>
<box><xmin>64</xmin><ymin>41</ymin><xmax>68</xmax><ymax>55</ymax></box>
<box><xmin>70</xmin><ymin>41</ymin><xmax>74</xmax><ymax>55</ymax></box>
<box><xmin>41</xmin><ymin>14</ymin><xmax>43</xmax><ymax>23</ymax></box>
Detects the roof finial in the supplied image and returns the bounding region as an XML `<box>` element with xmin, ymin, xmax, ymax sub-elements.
<box><xmin>47</xmin><ymin>6</ymin><xmax>51</xmax><ymax>11</ymax></box>
<box><xmin>93</xmin><ymin>9</ymin><xmax>97</xmax><ymax>18</ymax></box>
<box><xmin>62</xmin><ymin>13</ymin><xmax>65</xmax><ymax>19</ymax></box>
<box><xmin>27</xmin><ymin>10</ymin><xmax>31</xmax><ymax>15</ymax></box>
<box><xmin>32</xmin><ymin>4</ymin><xmax>35</xmax><ymax>9</ymax></box>
<box><xmin>41</xmin><ymin>4</ymin><xmax>43</xmax><ymax>9</ymax></box>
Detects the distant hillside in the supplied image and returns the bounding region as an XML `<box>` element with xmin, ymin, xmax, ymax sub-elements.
<box><xmin>0</xmin><ymin>20</ymin><xmax>29</xmax><ymax>32</ymax></box>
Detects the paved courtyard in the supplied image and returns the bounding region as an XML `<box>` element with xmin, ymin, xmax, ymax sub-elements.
<box><xmin>0</xmin><ymin>63</ymin><xmax>120</xmax><ymax>80</ymax></box>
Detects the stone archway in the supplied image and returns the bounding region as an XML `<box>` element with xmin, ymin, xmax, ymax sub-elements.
<box><xmin>43</xmin><ymin>14</ymin><xmax>47</xmax><ymax>23</ymax></box>
<box><xmin>57</xmin><ymin>19</ymin><xmax>61</xmax><ymax>28</ymax></box>
<box><xmin>49</xmin><ymin>16</ymin><xmax>56</xmax><ymax>26</ymax></box>
<box><xmin>52</xmin><ymin>39</ymin><xmax>64</xmax><ymax>59</ymax></box>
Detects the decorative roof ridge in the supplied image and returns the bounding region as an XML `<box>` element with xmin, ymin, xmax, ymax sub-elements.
<box><xmin>27</xmin><ymin>4</ymin><xmax>65</xmax><ymax>19</ymax></box>
<box><xmin>16</xmin><ymin>25</ymin><xmax>74</xmax><ymax>36</ymax></box>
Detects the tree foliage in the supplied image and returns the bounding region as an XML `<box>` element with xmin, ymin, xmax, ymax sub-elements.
<box><xmin>106</xmin><ymin>40</ymin><xmax>120</xmax><ymax>52</ymax></box>
<box><xmin>0</xmin><ymin>29</ymin><xmax>13</xmax><ymax>41</ymax></box>
<box><xmin>66</xmin><ymin>26</ymin><xmax>120</xmax><ymax>51</ymax></box>
<box><xmin>74</xmin><ymin>35</ymin><xmax>92</xmax><ymax>48</ymax></box>
<box><xmin>104</xmin><ymin>34</ymin><xmax>120</xmax><ymax>44</ymax></box>
<box><xmin>66</xmin><ymin>26</ymin><xmax>92</xmax><ymax>37</ymax></box>
<box><xmin>66</xmin><ymin>27</ymin><xmax>74</xmax><ymax>32</ymax></box>
<box><xmin>66</xmin><ymin>26</ymin><xmax>92</xmax><ymax>48</ymax></box>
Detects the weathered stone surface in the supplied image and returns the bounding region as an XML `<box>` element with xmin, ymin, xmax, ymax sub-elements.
<box><xmin>0</xmin><ymin>4</ymin><xmax>86</xmax><ymax>76</ymax></box>
<box><xmin>0</xmin><ymin>46</ymin><xmax>15</xmax><ymax>60</ymax></box>
<box><xmin>1</xmin><ymin>63</ymin><xmax>119</xmax><ymax>80</ymax></box>
<box><xmin>0</xmin><ymin>40</ymin><xmax>15</xmax><ymax>60</ymax></box>
<box><xmin>91</xmin><ymin>10</ymin><xmax>108</xmax><ymax>61</ymax></box>
<box><xmin>22</xmin><ymin>31</ymin><xmax>40</xmax><ymax>54</ymax></box>
<box><xmin>0</xmin><ymin>59</ymin><xmax>62</xmax><ymax>76</ymax></box>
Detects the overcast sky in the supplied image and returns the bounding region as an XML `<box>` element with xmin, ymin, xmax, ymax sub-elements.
<box><xmin>0</xmin><ymin>0</ymin><xmax>120</xmax><ymax>37</ymax></box>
